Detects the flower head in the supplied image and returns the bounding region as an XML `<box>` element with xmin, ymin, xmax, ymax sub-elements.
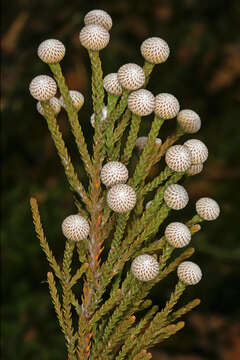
<box><xmin>117</xmin><ymin>63</ymin><xmax>145</xmax><ymax>91</ymax></box>
<box><xmin>184</xmin><ymin>139</ymin><xmax>208</xmax><ymax>165</ymax></box>
<box><xmin>84</xmin><ymin>9</ymin><xmax>112</xmax><ymax>31</ymax></box>
<box><xmin>177</xmin><ymin>109</ymin><xmax>201</xmax><ymax>134</ymax></box>
<box><xmin>79</xmin><ymin>24</ymin><xmax>110</xmax><ymax>51</ymax></box>
<box><xmin>128</xmin><ymin>89</ymin><xmax>155</xmax><ymax>116</ymax></box>
<box><xmin>29</xmin><ymin>75</ymin><xmax>57</xmax><ymax>101</ymax></box>
<box><xmin>90</xmin><ymin>106</ymin><xmax>107</xmax><ymax>127</ymax></box>
<box><xmin>107</xmin><ymin>184</ymin><xmax>136</xmax><ymax>213</ymax></box>
<box><xmin>100</xmin><ymin>161</ymin><xmax>129</xmax><ymax>187</ymax></box>
<box><xmin>165</xmin><ymin>145</ymin><xmax>192</xmax><ymax>172</ymax></box>
<box><xmin>60</xmin><ymin>90</ymin><xmax>84</xmax><ymax>111</ymax></box>
<box><xmin>103</xmin><ymin>73</ymin><xmax>122</xmax><ymax>95</ymax></box>
<box><xmin>177</xmin><ymin>261</ymin><xmax>202</xmax><ymax>285</ymax></box>
<box><xmin>131</xmin><ymin>254</ymin><xmax>159</xmax><ymax>281</ymax></box>
<box><xmin>141</xmin><ymin>37</ymin><xmax>170</xmax><ymax>64</ymax></box>
<box><xmin>155</xmin><ymin>93</ymin><xmax>180</xmax><ymax>119</ymax></box>
<box><xmin>165</xmin><ymin>222</ymin><xmax>191</xmax><ymax>248</ymax></box>
<box><xmin>135</xmin><ymin>136</ymin><xmax>161</xmax><ymax>150</ymax></box>
<box><xmin>38</xmin><ymin>39</ymin><xmax>65</xmax><ymax>64</ymax></box>
<box><xmin>62</xmin><ymin>215</ymin><xmax>90</xmax><ymax>241</ymax></box>
<box><xmin>37</xmin><ymin>97</ymin><xmax>61</xmax><ymax>116</ymax></box>
<box><xmin>196</xmin><ymin>197</ymin><xmax>220</xmax><ymax>221</ymax></box>
<box><xmin>164</xmin><ymin>184</ymin><xmax>189</xmax><ymax>210</ymax></box>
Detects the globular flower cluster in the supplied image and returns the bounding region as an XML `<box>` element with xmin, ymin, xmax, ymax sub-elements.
<box><xmin>37</xmin><ymin>39</ymin><xmax>66</xmax><ymax>64</ymax></box>
<box><xmin>30</xmin><ymin>8</ymin><xmax>221</xmax><ymax>358</ymax></box>
<box><xmin>140</xmin><ymin>37</ymin><xmax>170</xmax><ymax>64</ymax></box>
<box><xmin>118</xmin><ymin>63</ymin><xmax>146</xmax><ymax>91</ymax></box>
<box><xmin>131</xmin><ymin>254</ymin><xmax>159</xmax><ymax>281</ymax></box>
<box><xmin>37</xmin><ymin>97</ymin><xmax>61</xmax><ymax>116</ymax></box>
<box><xmin>165</xmin><ymin>222</ymin><xmax>191</xmax><ymax>248</ymax></box>
<box><xmin>177</xmin><ymin>109</ymin><xmax>201</xmax><ymax>134</ymax></box>
<box><xmin>165</xmin><ymin>145</ymin><xmax>192</xmax><ymax>172</ymax></box>
<box><xmin>60</xmin><ymin>90</ymin><xmax>84</xmax><ymax>111</ymax></box>
<box><xmin>62</xmin><ymin>214</ymin><xmax>90</xmax><ymax>241</ymax></box>
<box><xmin>128</xmin><ymin>89</ymin><xmax>155</xmax><ymax>116</ymax></box>
<box><xmin>103</xmin><ymin>73</ymin><xmax>122</xmax><ymax>96</ymax></box>
<box><xmin>136</xmin><ymin>136</ymin><xmax>162</xmax><ymax>150</ymax></box>
<box><xmin>84</xmin><ymin>9</ymin><xmax>113</xmax><ymax>31</ymax></box>
<box><xmin>107</xmin><ymin>183</ymin><xmax>137</xmax><ymax>213</ymax></box>
<box><xmin>196</xmin><ymin>197</ymin><xmax>220</xmax><ymax>221</ymax></box>
<box><xmin>155</xmin><ymin>93</ymin><xmax>180</xmax><ymax>119</ymax></box>
<box><xmin>164</xmin><ymin>184</ymin><xmax>189</xmax><ymax>210</ymax></box>
<box><xmin>79</xmin><ymin>24</ymin><xmax>110</xmax><ymax>51</ymax></box>
<box><xmin>177</xmin><ymin>261</ymin><xmax>202</xmax><ymax>285</ymax></box>
<box><xmin>100</xmin><ymin>161</ymin><xmax>128</xmax><ymax>187</ymax></box>
<box><xmin>29</xmin><ymin>75</ymin><xmax>57</xmax><ymax>101</ymax></box>
<box><xmin>90</xmin><ymin>106</ymin><xmax>108</xmax><ymax>127</ymax></box>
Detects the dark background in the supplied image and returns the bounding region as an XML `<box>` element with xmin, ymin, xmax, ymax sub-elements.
<box><xmin>2</xmin><ymin>0</ymin><xmax>240</xmax><ymax>359</ymax></box>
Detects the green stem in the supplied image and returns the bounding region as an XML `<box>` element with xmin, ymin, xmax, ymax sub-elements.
<box><xmin>105</xmin><ymin>93</ymin><xmax>120</xmax><ymax>153</ymax></box>
<box><xmin>131</xmin><ymin>281</ymin><xmax>186</xmax><ymax>356</ymax></box>
<box><xmin>131</xmin><ymin>116</ymin><xmax>165</xmax><ymax>190</ymax></box>
<box><xmin>41</xmin><ymin>101</ymin><xmax>90</xmax><ymax>208</ymax></box>
<box><xmin>107</xmin><ymin>93</ymin><xmax>119</xmax><ymax>115</ymax></box>
<box><xmin>153</xmin><ymin>125</ymin><xmax>185</xmax><ymax>165</ymax></box>
<box><xmin>143</xmin><ymin>61</ymin><xmax>155</xmax><ymax>87</ymax></box>
<box><xmin>88</xmin><ymin>50</ymin><xmax>104</xmax><ymax>125</ymax></box>
<box><xmin>62</xmin><ymin>240</ymin><xmax>77</xmax><ymax>359</ymax></box>
<box><xmin>186</xmin><ymin>214</ymin><xmax>204</xmax><ymax>227</ymax></box>
<box><xmin>141</xmin><ymin>166</ymin><xmax>174</xmax><ymax>195</ymax></box>
<box><xmin>110</xmin><ymin>89</ymin><xmax>129</xmax><ymax>122</ymax></box>
<box><xmin>121</xmin><ymin>114</ymin><xmax>142</xmax><ymax>165</ymax></box>
<box><xmin>49</xmin><ymin>63</ymin><xmax>92</xmax><ymax>175</ymax></box>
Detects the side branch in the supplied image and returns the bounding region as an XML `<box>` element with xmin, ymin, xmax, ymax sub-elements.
<box><xmin>30</xmin><ymin>197</ymin><xmax>62</xmax><ymax>280</ymax></box>
<box><xmin>41</xmin><ymin>101</ymin><xmax>90</xmax><ymax>209</ymax></box>
<box><xmin>49</xmin><ymin>63</ymin><xmax>93</xmax><ymax>175</ymax></box>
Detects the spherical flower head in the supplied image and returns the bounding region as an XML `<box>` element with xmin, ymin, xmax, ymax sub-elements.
<box><xmin>79</xmin><ymin>24</ymin><xmax>110</xmax><ymax>51</ymax></box>
<box><xmin>117</xmin><ymin>63</ymin><xmax>145</xmax><ymax>91</ymax></box>
<box><xmin>184</xmin><ymin>139</ymin><xmax>208</xmax><ymax>165</ymax></box>
<box><xmin>177</xmin><ymin>261</ymin><xmax>202</xmax><ymax>285</ymax></box>
<box><xmin>107</xmin><ymin>184</ymin><xmax>136</xmax><ymax>213</ymax></box>
<box><xmin>155</xmin><ymin>138</ymin><xmax>162</xmax><ymax>146</ymax></box>
<box><xmin>186</xmin><ymin>163</ymin><xmax>203</xmax><ymax>176</ymax></box>
<box><xmin>100</xmin><ymin>161</ymin><xmax>129</xmax><ymax>187</ymax></box>
<box><xmin>29</xmin><ymin>75</ymin><xmax>57</xmax><ymax>101</ymax></box>
<box><xmin>164</xmin><ymin>184</ymin><xmax>189</xmax><ymax>210</ymax></box>
<box><xmin>165</xmin><ymin>222</ymin><xmax>191</xmax><ymax>248</ymax></box>
<box><xmin>37</xmin><ymin>97</ymin><xmax>61</xmax><ymax>116</ymax></box>
<box><xmin>37</xmin><ymin>39</ymin><xmax>65</xmax><ymax>64</ymax></box>
<box><xmin>103</xmin><ymin>73</ymin><xmax>122</xmax><ymax>95</ymax></box>
<box><xmin>135</xmin><ymin>136</ymin><xmax>162</xmax><ymax>150</ymax></box>
<box><xmin>128</xmin><ymin>89</ymin><xmax>155</xmax><ymax>116</ymax></box>
<box><xmin>165</xmin><ymin>145</ymin><xmax>192</xmax><ymax>172</ymax></box>
<box><xmin>196</xmin><ymin>197</ymin><xmax>220</xmax><ymax>221</ymax></box>
<box><xmin>140</xmin><ymin>37</ymin><xmax>170</xmax><ymax>64</ymax></box>
<box><xmin>135</xmin><ymin>136</ymin><xmax>148</xmax><ymax>150</ymax></box>
<box><xmin>62</xmin><ymin>215</ymin><xmax>90</xmax><ymax>241</ymax></box>
<box><xmin>177</xmin><ymin>109</ymin><xmax>201</xmax><ymax>134</ymax></box>
<box><xmin>146</xmin><ymin>200</ymin><xmax>152</xmax><ymax>209</ymax></box>
<box><xmin>155</xmin><ymin>93</ymin><xmax>180</xmax><ymax>119</ymax></box>
<box><xmin>90</xmin><ymin>106</ymin><xmax>107</xmax><ymax>127</ymax></box>
<box><xmin>131</xmin><ymin>254</ymin><xmax>159</xmax><ymax>282</ymax></box>
<box><xmin>60</xmin><ymin>90</ymin><xmax>84</xmax><ymax>111</ymax></box>
<box><xmin>84</xmin><ymin>9</ymin><xmax>112</xmax><ymax>31</ymax></box>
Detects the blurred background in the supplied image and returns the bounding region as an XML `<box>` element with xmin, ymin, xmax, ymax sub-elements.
<box><xmin>2</xmin><ymin>0</ymin><xmax>240</xmax><ymax>359</ymax></box>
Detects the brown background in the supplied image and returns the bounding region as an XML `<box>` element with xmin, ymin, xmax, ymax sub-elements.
<box><xmin>2</xmin><ymin>0</ymin><xmax>240</xmax><ymax>359</ymax></box>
